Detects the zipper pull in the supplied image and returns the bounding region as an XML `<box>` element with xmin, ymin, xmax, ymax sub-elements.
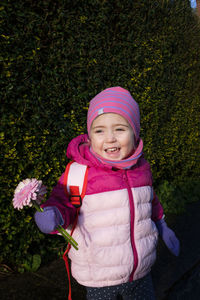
<box><xmin>122</xmin><ymin>170</ymin><xmax>128</xmax><ymax>182</ymax></box>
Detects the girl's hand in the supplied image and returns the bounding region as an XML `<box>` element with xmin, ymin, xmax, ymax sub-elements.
<box><xmin>156</xmin><ymin>219</ymin><xmax>180</xmax><ymax>256</ymax></box>
<box><xmin>34</xmin><ymin>206</ymin><xmax>64</xmax><ymax>234</ymax></box>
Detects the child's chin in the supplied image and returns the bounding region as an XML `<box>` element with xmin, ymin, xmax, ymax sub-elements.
<box><xmin>103</xmin><ymin>152</ymin><xmax>122</xmax><ymax>160</ymax></box>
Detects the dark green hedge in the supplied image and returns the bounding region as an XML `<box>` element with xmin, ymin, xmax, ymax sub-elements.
<box><xmin>1</xmin><ymin>0</ymin><xmax>200</xmax><ymax>271</ymax></box>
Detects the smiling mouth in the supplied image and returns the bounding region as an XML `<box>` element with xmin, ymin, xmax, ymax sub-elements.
<box><xmin>105</xmin><ymin>147</ymin><xmax>120</xmax><ymax>153</ymax></box>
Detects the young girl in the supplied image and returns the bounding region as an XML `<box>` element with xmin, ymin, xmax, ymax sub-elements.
<box><xmin>35</xmin><ymin>87</ymin><xmax>180</xmax><ymax>300</ymax></box>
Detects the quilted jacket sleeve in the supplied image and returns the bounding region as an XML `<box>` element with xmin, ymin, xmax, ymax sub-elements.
<box><xmin>151</xmin><ymin>191</ymin><xmax>164</xmax><ymax>222</ymax></box>
<box><xmin>42</xmin><ymin>173</ymin><xmax>77</xmax><ymax>229</ymax></box>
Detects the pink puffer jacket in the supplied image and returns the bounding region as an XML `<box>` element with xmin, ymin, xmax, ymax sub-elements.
<box><xmin>44</xmin><ymin>134</ymin><xmax>163</xmax><ymax>287</ymax></box>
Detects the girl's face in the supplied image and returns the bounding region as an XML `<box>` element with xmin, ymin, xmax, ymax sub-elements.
<box><xmin>89</xmin><ymin>113</ymin><xmax>136</xmax><ymax>161</ymax></box>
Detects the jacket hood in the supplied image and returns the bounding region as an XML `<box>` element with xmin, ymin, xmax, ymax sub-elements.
<box><xmin>66</xmin><ymin>134</ymin><xmax>151</xmax><ymax>175</ymax></box>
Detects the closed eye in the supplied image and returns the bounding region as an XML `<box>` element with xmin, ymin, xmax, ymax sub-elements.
<box><xmin>116</xmin><ymin>128</ymin><xmax>125</xmax><ymax>131</ymax></box>
<box><xmin>95</xmin><ymin>129</ymin><xmax>103</xmax><ymax>133</ymax></box>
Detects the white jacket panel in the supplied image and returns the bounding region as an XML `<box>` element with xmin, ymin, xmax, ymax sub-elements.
<box><xmin>68</xmin><ymin>186</ymin><xmax>158</xmax><ymax>287</ymax></box>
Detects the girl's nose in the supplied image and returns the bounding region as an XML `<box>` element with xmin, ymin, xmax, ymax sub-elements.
<box><xmin>106</xmin><ymin>131</ymin><xmax>116</xmax><ymax>142</ymax></box>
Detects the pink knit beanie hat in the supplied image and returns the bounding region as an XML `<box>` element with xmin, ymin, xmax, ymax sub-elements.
<box><xmin>87</xmin><ymin>86</ymin><xmax>140</xmax><ymax>141</ymax></box>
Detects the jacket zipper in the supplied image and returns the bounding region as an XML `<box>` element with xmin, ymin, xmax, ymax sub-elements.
<box><xmin>123</xmin><ymin>170</ymin><xmax>138</xmax><ymax>281</ymax></box>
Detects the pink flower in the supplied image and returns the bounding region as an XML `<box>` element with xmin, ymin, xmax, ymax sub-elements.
<box><xmin>13</xmin><ymin>178</ymin><xmax>47</xmax><ymax>210</ymax></box>
<box><xmin>12</xmin><ymin>178</ymin><xmax>78</xmax><ymax>250</ymax></box>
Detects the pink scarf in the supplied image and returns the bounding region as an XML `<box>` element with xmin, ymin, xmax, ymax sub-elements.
<box><xmin>90</xmin><ymin>138</ymin><xmax>143</xmax><ymax>169</ymax></box>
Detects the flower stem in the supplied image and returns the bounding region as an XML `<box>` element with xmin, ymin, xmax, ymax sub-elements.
<box><xmin>57</xmin><ymin>225</ymin><xmax>78</xmax><ymax>250</ymax></box>
<box><xmin>32</xmin><ymin>201</ymin><xmax>43</xmax><ymax>212</ymax></box>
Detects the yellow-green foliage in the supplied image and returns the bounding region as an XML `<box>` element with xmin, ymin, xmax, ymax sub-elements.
<box><xmin>1</xmin><ymin>0</ymin><xmax>200</xmax><ymax>270</ymax></box>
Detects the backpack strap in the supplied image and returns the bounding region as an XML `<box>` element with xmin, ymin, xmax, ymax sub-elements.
<box><xmin>63</xmin><ymin>161</ymin><xmax>88</xmax><ymax>208</ymax></box>
<box><xmin>62</xmin><ymin>161</ymin><xmax>88</xmax><ymax>300</ymax></box>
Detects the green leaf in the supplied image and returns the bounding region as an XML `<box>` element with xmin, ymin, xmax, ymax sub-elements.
<box><xmin>32</xmin><ymin>254</ymin><xmax>41</xmax><ymax>272</ymax></box>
